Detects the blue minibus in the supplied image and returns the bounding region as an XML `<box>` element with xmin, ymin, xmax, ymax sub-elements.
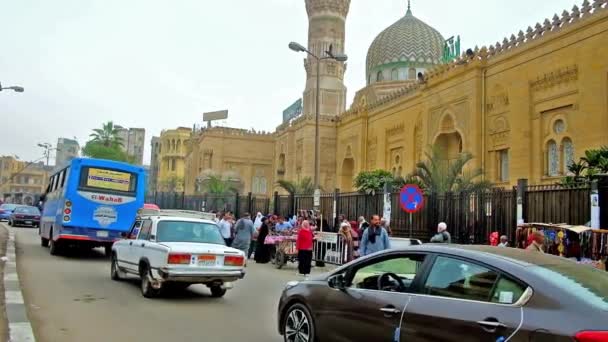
<box><xmin>39</xmin><ymin>158</ymin><xmax>146</xmax><ymax>256</ymax></box>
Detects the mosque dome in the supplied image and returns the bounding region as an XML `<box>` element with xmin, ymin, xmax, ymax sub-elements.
<box><xmin>366</xmin><ymin>3</ymin><xmax>445</xmax><ymax>84</ymax></box>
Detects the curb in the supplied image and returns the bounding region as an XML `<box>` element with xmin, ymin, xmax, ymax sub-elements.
<box><xmin>2</xmin><ymin>225</ymin><xmax>36</xmax><ymax>342</ymax></box>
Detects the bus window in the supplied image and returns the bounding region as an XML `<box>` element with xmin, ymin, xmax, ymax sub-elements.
<box><xmin>78</xmin><ymin>166</ymin><xmax>137</xmax><ymax>196</ymax></box>
<box><xmin>59</xmin><ymin>169</ymin><xmax>67</xmax><ymax>188</ymax></box>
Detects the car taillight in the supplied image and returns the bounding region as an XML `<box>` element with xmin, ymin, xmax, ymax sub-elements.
<box><xmin>63</xmin><ymin>215</ymin><xmax>70</xmax><ymax>222</ymax></box>
<box><xmin>64</xmin><ymin>208</ymin><xmax>72</xmax><ymax>215</ymax></box>
<box><xmin>575</xmin><ymin>331</ymin><xmax>608</xmax><ymax>342</ymax></box>
<box><xmin>65</xmin><ymin>200</ymin><xmax>72</xmax><ymax>207</ymax></box>
<box><xmin>224</xmin><ymin>255</ymin><xmax>244</xmax><ymax>267</ymax></box>
<box><xmin>167</xmin><ymin>253</ymin><xmax>191</xmax><ymax>265</ymax></box>
<box><xmin>0</xmin><ymin>210</ymin><xmax>4</xmax><ymax>214</ymax></box>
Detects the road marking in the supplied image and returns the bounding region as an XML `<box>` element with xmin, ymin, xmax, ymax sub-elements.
<box><xmin>1</xmin><ymin>224</ymin><xmax>37</xmax><ymax>341</ymax></box>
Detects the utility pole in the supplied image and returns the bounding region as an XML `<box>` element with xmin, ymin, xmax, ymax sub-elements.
<box><xmin>37</xmin><ymin>143</ymin><xmax>53</xmax><ymax>166</ymax></box>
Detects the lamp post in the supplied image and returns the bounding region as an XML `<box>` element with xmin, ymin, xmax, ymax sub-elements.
<box><xmin>0</xmin><ymin>82</ymin><xmax>24</xmax><ymax>93</ymax></box>
<box><xmin>289</xmin><ymin>41</ymin><xmax>347</xmax><ymax>209</ymax></box>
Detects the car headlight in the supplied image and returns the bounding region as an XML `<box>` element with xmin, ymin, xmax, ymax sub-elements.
<box><xmin>284</xmin><ymin>281</ymin><xmax>299</xmax><ymax>290</ymax></box>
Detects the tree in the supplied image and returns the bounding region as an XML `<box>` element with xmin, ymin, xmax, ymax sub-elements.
<box><xmin>560</xmin><ymin>146</ymin><xmax>608</xmax><ymax>185</ymax></box>
<box><xmin>89</xmin><ymin>121</ymin><xmax>124</xmax><ymax>148</ymax></box>
<box><xmin>354</xmin><ymin>170</ymin><xmax>394</xmax><ymax>195</ymax></box>
<box><xmin>276</xmin><ymin>177</ymin><xmax>315</xmax><ymax>195</ymax></box>
<box><xmin>412</xmin><ymin>147</ymin><xmax>492</xmax><ymax>194</ymax></box>
<box><xmin>81</xmin><ymin>141</ymin><xmax>131</xmax><ymax>162</ymax></box>
<box><xmin>200</xmin><ymin>175</ymin><xmax>237</xmax><ymax>195</ymax></box>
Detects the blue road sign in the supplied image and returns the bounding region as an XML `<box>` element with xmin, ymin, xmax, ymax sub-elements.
<box><xmin>399</xmin><ymin>184</ymin><xmax>425</xmax><ymax>214</ymax></box>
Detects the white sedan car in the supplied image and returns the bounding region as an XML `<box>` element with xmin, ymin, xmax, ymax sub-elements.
<box><xmin>111</xmin><ymin>215</ymin><xmax>246</xmax><ymax>298</ymax></box>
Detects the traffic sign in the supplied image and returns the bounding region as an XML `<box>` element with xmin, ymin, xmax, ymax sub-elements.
<box><xmin>399</xmin><ymin>184</ymin><xmax>425</xmax><ymax>214</ymax></box>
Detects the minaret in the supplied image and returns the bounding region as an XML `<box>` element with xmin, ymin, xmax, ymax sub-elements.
<box><xmin>303</xmin><ymin>0</ymin><xmax>350</xmax><ymax>117</ymax></box>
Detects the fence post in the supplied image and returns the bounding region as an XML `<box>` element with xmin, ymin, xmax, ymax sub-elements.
<box><xmin>516</xmin><ymin>179</ymin><xmax>528</xmax><ymax>225</ymax></box>
<box><xmin>235</xmin><ymin>192</ymin><xmax>240</xmax><ymax>217</ymax></box>
<box><xmin>333</xmin><ymin>188</ymin><xmax>340</xmax><ymax>226</ymax></box>
<box><xmin>591</xmin><ymin>180</ymin><xmax>600</xmax><ymax>228</ymax></box>
<box><xmin>247</xmin><ymin>192</ymin><xmax>253</xmax><ymax>214</ymax></box>
<box><xmin>181</xmin><ymin>192</ymin><xmax>186</xmax><ymax>209</ymax></box>
<box><xmin>273</xmin><ymin>191</ymin><xmax>279</xmax><ymax>214</ymax></box>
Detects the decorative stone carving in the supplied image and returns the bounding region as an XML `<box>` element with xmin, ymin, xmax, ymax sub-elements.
<box><xmin>367</xmin><ymin>136</ymin><xmax>377</xmax><ymax>170</ymax></box>
<box><xmin>486</xmin><ymin>86</ymin><xmax>510</xmax><ymax>114</ymax></box>
<box><xmin>386</xmin><ymin>123</ymin><xmax>405</xmax><ymax>137</ymax></box>
<box><xmin>530</xmin><ymin>65</ymin><xmax>578</xmax><ymax>91</ymax></box>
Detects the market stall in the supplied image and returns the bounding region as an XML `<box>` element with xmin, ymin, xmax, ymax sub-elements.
<box><xmin>516</xmin><ymin>223</ymin><xmax>607</xmax><ymax>271</ymax></box>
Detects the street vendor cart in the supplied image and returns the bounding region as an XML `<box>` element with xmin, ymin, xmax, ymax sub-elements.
<box><xmin>265</xmin><ymin>235</ymin><xmax>298</xmax><ymax>269</ymax></box>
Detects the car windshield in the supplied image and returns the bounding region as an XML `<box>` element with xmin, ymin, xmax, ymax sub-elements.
<box><xmin>0</xmin><ymin>204</ymin><xmax>18</xmax><ymax>210</ymax></box>
<box><xmin>155</xmin><ymin>221</ymin><xmax>225</xmax><ymax>245</ymax></box>
<box><xmin>530</xmin><ymin>262</ymin><xmax>608</xmax><ymax>311</ymax></box>
<box><xmin>14</xmin><ymin>207</ymin><xmax>40</xmax><ymax>215</ymax></box>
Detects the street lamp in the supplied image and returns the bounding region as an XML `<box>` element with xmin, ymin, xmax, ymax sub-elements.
<box><xmin>0</xmin><ymin>82</ymin><xmax>24</xmax><ymax>93</ymax></box>
<box><xmin>289</xmin><ymin>41</ymin><xmax>347</xmax><ymax>209</ymax></box>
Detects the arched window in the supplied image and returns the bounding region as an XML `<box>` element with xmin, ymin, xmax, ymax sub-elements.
<box><xmin>391</xmin><ymin>68</ymin><xmax>399</xmax><ymax>81</ymax></box>
<box><xmin>177</xmin><ymin>140</ymin><xmax>182</xmax><ymax>153</ymax></box>
<box><xmin>171</xmin><ymin>139</ymin><xmax>176</xmax><ymax>151</ymax></box>
<box><xmin>377</xmin><ymin>71</ymin><xmax>384</xmax><ymax>82</ymax></box>
<box><xmin>408</xmin><ymin>67</ymin><xmax>417</xmax><ymax>80</ymax></box>
<box><xmin>562</xmin><ymin>138</ymin><xmax>574</xmax><ymax>174</ymax></box>
<box><xmin>547</xmin><ymin>140</ymin><xmax>559</xmax><ymax>176</ymax></box>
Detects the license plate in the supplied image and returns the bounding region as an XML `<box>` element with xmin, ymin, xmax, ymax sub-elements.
<box><xmin>96</xmin><ymin>231</ymin><xmax>109</xmax><ymax>238</ymax></box>
<box><xmin>25</xmin><ymin>221</ymin><xmax>32</xmax><ymax>225</ymax></box>
<box><xmin>197</xmin><ymin>255</ymin><xmax>217</xmax><ymax>266</ymax></box>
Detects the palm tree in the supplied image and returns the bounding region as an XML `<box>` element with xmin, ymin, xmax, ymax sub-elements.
<box><xmin>276</xmin><ymin>177</ymin><xmax>315</xmax><ymax>195</ymax></box>
<box><xmin>412</xmin><ymin>146</ymin><xmax>492</xmax><ymax>194</ymax></box>
<box><xmin>89</xmin><ymin>121</ymin><xmax>124</xmax><ymax>148</ymax></box>
<box><xmin>201</xmin><ymin>175</ymin><xmax>237</xmax><ymax>195</ymax></box>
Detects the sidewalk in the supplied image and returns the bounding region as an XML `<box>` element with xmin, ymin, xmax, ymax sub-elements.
<box><xmin>0</xmin><ymin>225</ymin><xmax>9</xmax><ymax>341</ymax></box>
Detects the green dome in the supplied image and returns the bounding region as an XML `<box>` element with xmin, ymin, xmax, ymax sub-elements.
<box><xmin>366</xmin><ymin>7</ymin><xmax>445</xmax><ymax>82</ymax></box>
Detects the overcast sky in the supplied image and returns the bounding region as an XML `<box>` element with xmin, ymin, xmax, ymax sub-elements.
<box><xmin>1</xmin><ymin>0</ymin><xmax>577</xmax><ymax>164</ymax></box>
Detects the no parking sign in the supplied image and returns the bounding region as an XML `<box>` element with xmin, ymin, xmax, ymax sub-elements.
<box><xmin>399</xmin><ymin>184</ymin><xmax>424</xmax><ymax>214</ymax></box>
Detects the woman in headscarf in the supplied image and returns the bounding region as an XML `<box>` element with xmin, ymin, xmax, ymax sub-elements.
<box><xmin>296</xmin><ymin>220</ymin><xmax>314</xmax><ymax>276</ymax></box>
<box><xmin>254</xmin><ymin>217</ymin><xmax>272</xmax><ymax>264</ymax></box>
<box><xmin>338</xmin><ymin>222</ymin><xmax>354</xmax><ymax>263</ymax></box>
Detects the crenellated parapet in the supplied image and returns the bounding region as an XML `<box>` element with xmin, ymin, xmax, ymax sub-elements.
<box><xmin>305</xmin><ymin>0</ymin><xmax>350</xmax><ymax>18</ymax></box>
<box><xmin>194</xmin><ymin>126</ymin><xmax>275</xmax><ymax>138</ymax></box>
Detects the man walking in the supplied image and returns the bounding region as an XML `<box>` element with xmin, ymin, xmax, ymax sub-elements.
<box><xmin>430</xmin><ymin>222</ymin><xmax>451</xmax><ymax>244</ymax></box>
<box><xmin>218</xmin><ymin>213</ymin><xmax>233</xmax><ymax>246</ymax></box>
<box><xmin>359</xmin><ymin>215</ymin><xmax>391</xmax><ymax>256</ymax></box>
<box><xmin>232</xmin><ymin>213</ymin><xmax>256</xmax><ymax>257</ymax></box>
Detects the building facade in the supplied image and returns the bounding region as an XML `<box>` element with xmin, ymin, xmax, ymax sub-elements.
<box><xmin>180</xmin><ymin>0</ymin><xmax>608</xmax><ymax>195</ymax></box>
<box><xmin>157</xmin><ymin>127</ymin><xmax>192</xmax><ymax>192</ymax></box>
<box><xmin>149</xmin><ymin>136</ymin><xmax>161</xmax><ymax>193</ymax></box>
<box><xmin>184</xmin><ymin>127</ymin><xmax>275</xmax><ymax>195</ymax></box>
<box><xmin>0</xmin><ymin>156</ymin><xmax>52</xmax><ymax>204</ymax></box>
<box><xmin>55</xmin><ymin>138</ymin><xmax>80</xmax><ymax>168</ymax></box>
<box><xmin>115</xmin><ymin>126</ymin><xmax>146</xmax><ymax>165</ymax></box>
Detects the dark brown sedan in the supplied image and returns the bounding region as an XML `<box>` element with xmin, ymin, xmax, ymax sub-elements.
<box><xmin>277</xmin><ymin>245</ymin><xmax>608</xmax><ymax>342</ymax></box>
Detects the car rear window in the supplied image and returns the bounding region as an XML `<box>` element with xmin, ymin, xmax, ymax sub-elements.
<box><xmin>530</xmin><ymin>262</ymin><xmax>608</xmax><ymax>311</ymax></box>
<box><xmin>156</xmin><ymin>221</ymin><xmax>225</xmax><ymax>245</ymax></box>
<box><xmin>0</xmin><ymin>204</ymin><xmax>17</xmax><ymax>210</ymax></box>
<box><xmin>15</xmin><ymin>207</ymin><xmax>40</xmax><ymax>215</ymax></box>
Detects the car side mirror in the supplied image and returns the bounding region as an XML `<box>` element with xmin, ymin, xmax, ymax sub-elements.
<box><xmin>328</xmin><ymin>274</ymin><xmax>346</xmax><ymax>290</ymax></box>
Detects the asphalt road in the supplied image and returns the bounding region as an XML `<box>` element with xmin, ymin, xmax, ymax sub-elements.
<box><xmin>6</xmin><ymin>223</ymin><xmax>324</xmax><ymax>342</ymax></box>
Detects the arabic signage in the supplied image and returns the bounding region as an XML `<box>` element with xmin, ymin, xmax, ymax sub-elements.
<box><xmin>282</xmin><ymin>98</ymin><xmax>303</xmax><ymax>123</ymax></box>
<box><xmin>87</xmin><ymin>168</ymin><xmax>132</xmax><ymax>192</ymax></box>
<box><xmin>93</xmin><ymin>206</ymin><xmax>118</xmax><ymax>227</ymax></box>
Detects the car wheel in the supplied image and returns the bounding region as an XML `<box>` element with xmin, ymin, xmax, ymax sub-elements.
<box><xmin>275</xmin><ymin>251</ymin><xmax>286</xmax><ymax>269</ymax></box>
<box><xmin>49</xmin><ymin>237</ymin><xmax>62</xmax><ymax>256</ymax></box>
<box><xmin>283</xmin><ymin>303</ymin><xmax>315</xmax><ymax>342</ymax></box>
<box><xmin>209</xmin><ymin>285</ymin><xmax>226</xmax><ymax>298</ymax></box>
<box><xmin>140</xmin><ymin>266</ymin><xmax>159</xmax><ymax>298</ymax></box>
<box><xmin>111</xmin><ymin>255</ymin><xmax>125</xmax><ymax>281</ymax></box>
<box><xmin>7</xmin><ymin>219</ymin><xmax>12</xmax><ymax>226</ymax></box>
<box><xmin>40</xmin><ymin>236</ymin><xmax>49</xmax><ymax>247</ymax></box>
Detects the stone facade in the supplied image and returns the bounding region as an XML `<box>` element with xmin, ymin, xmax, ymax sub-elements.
<box><xmin>179</xmin><ymin>0</ymin><xmax>608</xmax><ymax>195</ymax></box>
<box><xmin>149</xmin><ymin>136</ymin><xmax>160</xmax><ymax>193</ymax></box>
<box><xmin>157</xmin><ymin>127</ymin><xmax>191</xmax><ymax>192</ymax></box>
<box><xmin>115</xmin><ymin>126</ymin><xmax>146</xmax><ymax>165</ymax></box>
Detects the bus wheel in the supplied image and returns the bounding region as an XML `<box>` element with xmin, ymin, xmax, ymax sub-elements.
<box><xmin>49</xmin><ymin>238</ymin><xmax>62</xmax><ymax>256</ymax></box>
<box><xmin>40</xmin><ymin>237</ymin><xmax>49</xmax><ymax>247</ymax></box>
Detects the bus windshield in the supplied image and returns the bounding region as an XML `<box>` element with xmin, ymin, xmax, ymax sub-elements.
<box><xmin>78</xmin><ymin>166</ymin><xmax>137</xmax><ymax>196</ymax></box>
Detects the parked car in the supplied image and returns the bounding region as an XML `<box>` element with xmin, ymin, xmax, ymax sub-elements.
<box><xmin>111</xmin><ymin>213</ymin><xmax>246</xmax><ymax>298</ymax></box>
<box><xmin>277</xmin><ymin>245</ymin><xmax>608</xmax><ymax>342</ymax></box>
<box><xmin>8</xmin><ymin>206</ymin><xmax>41</xmax><ymax>227</ymax></box>
<box><xmin>0</xmin><ymin>204</ymin><xmax>20</xmax><ymax>222</ymax></box>
<box><xmin>389</xmin><ymin>237</ymin><xmax>422</xmax><ymax>249</ymax></box>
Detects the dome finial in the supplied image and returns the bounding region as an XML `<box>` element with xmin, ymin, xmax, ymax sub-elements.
<box><xmin>406</xmin><ymin>0</ymin><xmax>412</xmax><ymax>15</ymax></box>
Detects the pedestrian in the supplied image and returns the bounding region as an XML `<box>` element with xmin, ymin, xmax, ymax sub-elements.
<box><xmin>381</xmin><ymin>217</ymin><xmax>393</xmax><ymax>236</ymax></box>
<box><xmin>276</xmin><ymin>216</ymin><xmax>293</xmax><ymax>233</ymax></box>
<box><xmin>349</xmin><ymin>220</ymin><xmax>361</xmax><ymax>258</ymax></box>
<box><xmin>338</xmin><ymin>221</ymin><xmax>354</xmax><ymax>263</ymax></box>
<box><xmin>358</xmin><ymin>216</ymin><xmax>369</xmax><ymax>231</ymax></box>
<box><xmin>430</xmin><ymin>222</ymin><xmax>451</xmax><ymax>244</ymax></box>
<box><xmin>359</xmin><ymin>215</ymin><xmax>391</xmax><ymax>256</ymax></box>
<box><xmin>232</xmin><ymin>213</ymin><xmax>256</xmax><ymax>258</ymax></box>
<box><xmin>526</xmin><ymin>231</ymin><xmax>545</xmax><ymax>253</ymax></box>
<box><xmin>498</xmin><ymin>235</ymin><xmax>509</xmax><ymax>247</ymax></box>
<box><xmin>254</xmin><ymin>217</ymin><xmax>272</xmax><ymax>264</ymax></box>
<box><xmin>296</xmin><ymin>220</ymin><xmax>314</xmax><ymax>276</ymax></box>
<box><xmin>218</xmin><ymin>213</ymin><xmax>233</xmax><ymax>246</ymax></box>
